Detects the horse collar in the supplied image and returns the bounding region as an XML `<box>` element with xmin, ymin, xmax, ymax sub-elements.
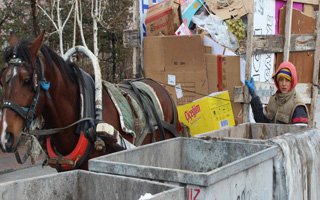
<box><xmin>46</xmin><ymin>132</ymin><xmax>92</xmax><ymax>170</ymax></box>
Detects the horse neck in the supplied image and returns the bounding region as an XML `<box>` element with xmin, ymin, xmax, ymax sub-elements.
<box><xmin>43</xmin><ymin>68</ymin><xmax>81</xmax><ymax>154</ymax></box>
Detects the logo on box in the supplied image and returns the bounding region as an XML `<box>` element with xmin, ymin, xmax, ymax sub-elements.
<box><xmin>184</xmin><ymin>105</ymin><xmax>201</xmax><ymax>123</ymax></box>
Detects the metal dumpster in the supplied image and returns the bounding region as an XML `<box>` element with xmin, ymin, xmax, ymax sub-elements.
<box><xmin>195</xmin><ymin>122</ymin><xmax>308</xmax><ymax>139</ymax></box>
<box><xmin>196</xmin><ymin>123</ymin><xmax>319</xmax><ymax>200</ymax></box>
<box><xmin>89</xmin><ymin>137</ymin><xmax>278</xmax><ymax>200</ymax></box>
<box><xmin>0</xmin><ymin>170</ymin><xmax>185</xmax><ymax>200</ymax></box>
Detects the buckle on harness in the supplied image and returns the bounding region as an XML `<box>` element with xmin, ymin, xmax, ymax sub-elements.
<box><xmin>47</xmin><ymin>156</ymin><xmax>76</xmax><ymax>167</ymax></box>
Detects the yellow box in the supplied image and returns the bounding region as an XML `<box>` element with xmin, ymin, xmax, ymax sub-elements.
<box><xmin>178</xmin><ymin>91</ymin><xmax>235</xmax><ymax>136</ymax></box>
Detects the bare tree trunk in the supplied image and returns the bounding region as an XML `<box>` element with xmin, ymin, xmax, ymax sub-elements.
<box><xmin>92</xmin><ymin>0</ymin><xmax>99</xmax><ymax>57</ymax></box>
<box><xmin>38</xmin><ymin>0</ymin><xmax>74</xmax><ymax>55</ymax></box>
<box><xmin>111</xmin><ymin>33</ymin><xmax>116</xmax><ymax>81</ymax></box>
<box><xmin>56</xmin><ymin>0</ymin><xmax>64</xmax><ymax>54</ymax></box>
<box><xmin>132</xmin><ymin>0</ymin><xmax>140</xmax><ymax>78</ymax></box>
<box><xmin>72</xmin><ymin>7</ymin><xmax>77</xmax><ymax>47</ymax></box>
<box><xmin>75</xmin><ymin>0</ymin><xmax>88</xmax><ymax>48</ymax></box>
<box><xmin>30</xmin><ymin>0</ymin><xmax>40</xmax><ymax>36</ymax></box>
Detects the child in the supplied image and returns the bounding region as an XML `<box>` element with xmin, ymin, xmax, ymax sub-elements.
<box><xmin>245</xmin><ymin>61</ymin><xmax>309</xmax><ymax>125</ymax></box>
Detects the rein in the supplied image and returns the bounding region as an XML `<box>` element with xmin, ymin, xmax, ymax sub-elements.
<box><xmin>28</xmin><ymin>117</ymin><xmax>94</xmax><ymax>136</ymax></box>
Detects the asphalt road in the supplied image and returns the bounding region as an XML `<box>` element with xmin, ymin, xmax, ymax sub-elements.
<box><xmin>0</xmin><ymin>149</ymin><xmax>57</xmax><ymax>184</ymax></box>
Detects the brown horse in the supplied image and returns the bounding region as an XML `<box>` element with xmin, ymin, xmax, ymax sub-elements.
<box><xmin>0</xmin><ymin>32</ymin><xmax>184</xmax><ymax>171</ymax></box>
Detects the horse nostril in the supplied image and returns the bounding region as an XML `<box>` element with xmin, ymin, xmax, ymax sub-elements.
<box><xmin>5</xmin><ymin>132</ymin><xmax>14</xmax><ymax>152</ymax></box>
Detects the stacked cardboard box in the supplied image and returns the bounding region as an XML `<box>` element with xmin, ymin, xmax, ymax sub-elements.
<box><xmin>145</xmin><ymin>0</ymin><xmax>182</xmax><ymax>36</ymax></box>
<box><xmin>144</xmin><ymin>34</ymin><xmax>243</xmax><ymax>123</ymax></box>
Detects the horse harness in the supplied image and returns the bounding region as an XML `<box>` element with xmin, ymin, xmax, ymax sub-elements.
<box><xmin>119</xmin><ymin>79</ymin><xmax>180</xmax><ymax>144</ymax></box>
<box><xmin>1</xmin><ymin>48</ymin><xmax>180</xmax><ymax>171</ymax></box>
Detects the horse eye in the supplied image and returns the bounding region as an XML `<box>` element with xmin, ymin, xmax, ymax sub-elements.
<box><xmin>23</xmin><ymin>78</ymin><xmax>31</xmax><ymax>85</ymax></box>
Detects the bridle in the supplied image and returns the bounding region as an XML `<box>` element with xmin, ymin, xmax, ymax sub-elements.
<box><xmin>1</xmin><ymin>48</ymin><xmax>50</xmax><ymax>133</ymax></box>
<box><xmin>0</xmin><ymin>46</ymin><xmax>95</xmax><ymax>169</ymax></box>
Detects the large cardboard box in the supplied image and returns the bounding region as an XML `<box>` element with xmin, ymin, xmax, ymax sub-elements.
<box><xmin>146</xmin><ymin>70</ymin><xmax>209</xmax><ymax>105</ymax></box>
<box><xmin>145</xmin><ymin>0</ymin><xmax>182</xmax><ymax>36</ymax></box>
<box><xmin>144</xmin><ymin>34</ymin><xmax>208</xmax><ymax>105</ymax></box>
<box><xmin>177</xmin><ymin>91</ymin><xmax>235</xmax><ymax>136</ymax></box>
<box><xmin>144</xmin><ymin>35</ymin><xmax>206</xmax><ymax>73</ymax></box>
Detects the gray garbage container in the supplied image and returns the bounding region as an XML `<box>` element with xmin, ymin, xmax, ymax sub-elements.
<box><xmin>89</xmin><ymin>137</ymin><xmax>278</xmax><ymax>200</ymax></box>
<box><xmin>0</xmin><ymin>170</ymin><xmax>185</xmax><ymax>200</ymax></box>
<box><xmin>195</xmin><ymin>123</ymin><xmax>317</xmax><ymax>200</ymax></box>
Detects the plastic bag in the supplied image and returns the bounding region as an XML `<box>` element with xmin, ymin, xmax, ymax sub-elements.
<box><xmin>192</xmin><ymin>13</ymin><xmax>239</xmax><ymax>51</ymax></box>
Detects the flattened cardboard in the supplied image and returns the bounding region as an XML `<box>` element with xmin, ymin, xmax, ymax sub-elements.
<box><xmin>145</xmin><ymin>0</ymin><xmax>182</xmax><ymax>36</ymax></box>
<box><xmin>276</xmin><ymin>8</ymin><xmax>315</xmax><ymax>83</ymax></box>
<box><xmin>143</xmin><ymin>35</ymin><xmax>206</xmax><ymax>74</ymax></box>
<box><xmin>206</xmin><ymin>0</ymin><xmax>253</xmax><ymax>20</ymax></box>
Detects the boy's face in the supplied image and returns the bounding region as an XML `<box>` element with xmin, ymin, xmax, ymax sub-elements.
<box><xmin>277</xmin><ymin>76</ymin><xmax>292</xmax><ymax>94</ymax></box>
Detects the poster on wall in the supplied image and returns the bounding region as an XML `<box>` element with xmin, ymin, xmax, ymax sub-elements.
<box><xmin>252</xmin><ymin>0</ymin><xmax>275</xmax><ymax>83</ymax></box>
<box><xmin>139</xmin><ymin>0</ymin><xmax>163</xmax><ymax>41</ymax></box>
<box><xmin>249</xmin><ymin>0</ymin><xmax>276</xmax><ymax>122</ymax></box>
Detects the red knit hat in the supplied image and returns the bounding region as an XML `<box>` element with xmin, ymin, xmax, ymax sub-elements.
<box><xmin>272</xmin><ymin>61</ymin><xmax>297</xmax><ymax>90</ymax></box>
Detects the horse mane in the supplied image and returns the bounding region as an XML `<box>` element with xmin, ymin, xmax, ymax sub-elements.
<box><xmin>3</xmin><ymin>39</ymin><xmax>81</xmax><ymax>84</ymax></box>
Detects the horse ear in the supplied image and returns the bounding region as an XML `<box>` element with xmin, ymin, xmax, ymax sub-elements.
<box><xmin>8</xmin><ymin>31</ymin><xmax>19</xmax><ymax>46</ymax></box>
<box><xmin>29</xmin><ymin>30</ymin><xmax>45</xmax><ymax>63</ymax></box>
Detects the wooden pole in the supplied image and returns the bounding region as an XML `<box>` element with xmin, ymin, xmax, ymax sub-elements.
<box><xmin>310</xmin><ymin>3</ymin><xmax>320</xmax><ymax>127</ymax></box>
<box><xmin>283</xmin><ymin>0</ymin><xmax>293</xmax><ymax>61</ymax></box>
<box><xmin>243</xmin><ymin>4</ymin><xmax>254</xmax><ymax>123</ymax></box>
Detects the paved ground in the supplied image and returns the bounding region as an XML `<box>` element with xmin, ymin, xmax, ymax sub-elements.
<box><xmin>0</xmin><ymin>148</ymin><xmax>57</xmax><ymax>184</ymax></box>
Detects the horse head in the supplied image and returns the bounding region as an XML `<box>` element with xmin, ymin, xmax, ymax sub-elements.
<box><xmin>0</xmin><ymin>32</ymin><xmax>46</xmax><ymax>152</ymax></box>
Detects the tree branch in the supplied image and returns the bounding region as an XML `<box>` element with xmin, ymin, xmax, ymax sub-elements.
<box><xmin>38</xmin><ymin>4</ymin><xmax>59</xmax><ymax>30</ymax></box>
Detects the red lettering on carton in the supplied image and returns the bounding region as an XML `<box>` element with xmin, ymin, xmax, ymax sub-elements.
<box><xmin>150</xmin><ymin>18</ymin><xmax>170</xmax><ymax>32</ymax></box>
<box><xmin>184</xmin><ymin>105</ymin><xmax>200</xmax><ymax>123</ymax></box>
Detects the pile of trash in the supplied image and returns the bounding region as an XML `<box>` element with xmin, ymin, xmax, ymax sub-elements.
<box><xmin>144</xmin><ymin>0</ymin><xmax>250</xmax><ymax>51</ymax></box>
